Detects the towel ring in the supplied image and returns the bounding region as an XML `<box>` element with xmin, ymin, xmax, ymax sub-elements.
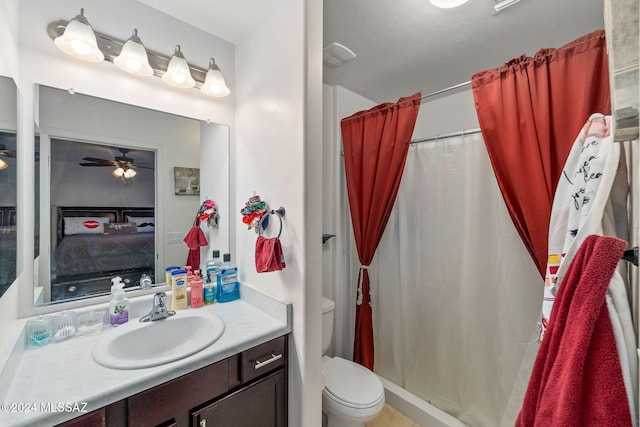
<box><xmin>259</xmin><ymin>207</ymin><xmax>286</xmax><ymax>239</ymax></box>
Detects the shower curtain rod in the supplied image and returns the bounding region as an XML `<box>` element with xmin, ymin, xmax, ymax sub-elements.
<box><xmin>420</xmin><ymin>80</ymin><xmax>472</xmax><ymax>103</ymax></box>
<box><xmin>411</xmin><ymin>128</ymin><xmax>481</xmax><ymax>144</ymax></box>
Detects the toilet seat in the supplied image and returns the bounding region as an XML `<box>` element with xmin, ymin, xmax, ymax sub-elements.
<box><xmin>323</xmin><ymin>357</ymin><xmax>385</xmax><ymax>409</ymax></box>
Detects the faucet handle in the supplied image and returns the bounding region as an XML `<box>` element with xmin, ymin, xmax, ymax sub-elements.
<box><xmin>153</xmin><ymin>292</ymin><xmax>167</xmax><ymax>308</ymax></box>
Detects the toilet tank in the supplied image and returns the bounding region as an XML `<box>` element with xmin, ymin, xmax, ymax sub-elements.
<box><xmin>322</xmin><ymin>297</ymin><xmax>336</xmax><ymax>355</ymax></box>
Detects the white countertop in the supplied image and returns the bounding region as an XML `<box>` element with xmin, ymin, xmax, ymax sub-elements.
<box><xmin>0</xmin><ymin>285</ymin><xmax>291</xmax><ymax>427</ymax></box>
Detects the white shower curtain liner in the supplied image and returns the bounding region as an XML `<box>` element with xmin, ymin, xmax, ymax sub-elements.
<box><xmin>367</xmin><ymin>133</ymin><xmax>542</xmax><ymax>427</ymax></box>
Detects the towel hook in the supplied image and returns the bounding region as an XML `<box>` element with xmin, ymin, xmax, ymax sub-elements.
<box><xmin>259</xmin><ymin>207</ymin><xmax>286</xmax><ymax>239</ymax></box>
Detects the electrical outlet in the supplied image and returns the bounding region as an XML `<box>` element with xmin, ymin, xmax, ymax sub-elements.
<box><xmin>167</xmin><ymin>231</ymin><xmax>183</xmax><ymax>244</ymax></box>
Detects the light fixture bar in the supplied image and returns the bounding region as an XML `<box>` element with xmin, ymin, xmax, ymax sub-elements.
<box><xmin>493</xmin><ymin>0</ymin><xmax>521</xmax><ymax>13</ymax></box>
<box><xmin>47</xmin><ymin>20</ymin><xmax>208</xmax><ymax>88</ymax></box>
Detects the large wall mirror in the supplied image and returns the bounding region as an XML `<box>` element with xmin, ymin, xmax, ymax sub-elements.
<box><xmin>0</xmin><ymin>76</ymin><xmax>17</xmax><ymax>299</ymax></box>
<box><xmin>35</xmin><ymin>85</ymin><xmax>230</xmax><ymax>306</ymax></box>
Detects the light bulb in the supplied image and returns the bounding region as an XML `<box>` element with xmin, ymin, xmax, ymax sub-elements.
<box><xmin>201</xmin><ymin>58</ymin><xmax>230</xmax><ymax>97</ymax></box>
<box><xmin>162</xmin><ymin>45</ymin><xmax>195</xmax><ymax>89</ymax></box>
<box><xmin>113</xmin><ymin>29</ymin><xmax>153</xmax><ymax>76</ymax></box>
<box><xmin>0</xmin><ymin>158</ymin><xmax>8</xmax><ymax>170</ymax></box>
<box><xmin>53</xmin><ymin>8</ymin><xmax>104</xmax><ymax>62</ymax></box>
<box><xmin>123</xmin><ymin>168</ymin><xmax>137</xmax><ymax>179</ymax></box>
<box><xmin>112</xmin><ymin>167</ymin><xmax>124</xmax><ymax>177</ymax></box>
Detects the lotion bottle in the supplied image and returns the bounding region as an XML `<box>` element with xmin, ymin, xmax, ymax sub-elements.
<box><xmin>190</xmin><ymin>270</ymin><xmax>204</xmax><ymax>308</ymax></box>
<box><xmin>109</xmin><ymin>277</ymin><xmax>129</xmax><ymax>326</ymax></box>
<box><xmin>171</xmin><ymin>269</ymin><xmax>189</xmax><ymax>310</ymax></box>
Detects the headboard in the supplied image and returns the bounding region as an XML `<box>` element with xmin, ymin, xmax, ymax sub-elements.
<box><xmin>0</xmin><ymin>206</ymin><xmax>16</xmax><ymax>227</ymax></box>
<box><xmin>55</xmin><ymin>206</ymin><xmax>154</xmax><ymax>245</ymax></box>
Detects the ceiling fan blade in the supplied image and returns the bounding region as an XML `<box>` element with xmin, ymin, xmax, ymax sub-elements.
<box><xmin>79</xmin><ymin>162</ymin><xmax>113</xmax><ymax>167</ymax></box>
<box><xmin>0</xmin><ymin>150</ymin><xmax>16</xmax><ymax>158</ymax></box>
<box><xmin>134</xmin><ymin>165</ymin><xmax>155</xmax><ymax>170</ymax></box>
<box><xmin>80</xmin><ymin>157</ymin><xmax>117</xmax><ymax>166</ymax></box>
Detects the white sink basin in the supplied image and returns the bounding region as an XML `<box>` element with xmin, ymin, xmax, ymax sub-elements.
<box><xmin>93</xmin><ymin>310</ymin><xmax>225</xmax><ymax>369</ymax></box>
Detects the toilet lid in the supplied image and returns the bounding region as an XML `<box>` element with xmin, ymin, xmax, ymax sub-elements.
<box><xmin>323</xmin><ymin>357</ymin><xmax>384</xmax><ymax>408</ymax></box>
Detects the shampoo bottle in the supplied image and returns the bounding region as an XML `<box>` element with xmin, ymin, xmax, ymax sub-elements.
<box><xmin>109</xmin><ymin>277</ymin><xmax>129</xmax><ymax>326</ymax></box>
<box><xmin>171</xmin><ymin>269</ymin><xmax>189</xmax><ymax>310</ymax></box>
<box><xmin>190</xmin><ymin>270</ymin><xmax>204</xmax><ymax>308</ymax></box>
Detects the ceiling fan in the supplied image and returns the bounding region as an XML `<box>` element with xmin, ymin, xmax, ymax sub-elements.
<box><xmin>0</xmin><ymin>144</ymin><xmax>16</xmax><ymax>171</ymax></box>
<box><xmin>79</xmin><ymin>148</ymin><xmax>153</xmax><ymax>179</ymax></box>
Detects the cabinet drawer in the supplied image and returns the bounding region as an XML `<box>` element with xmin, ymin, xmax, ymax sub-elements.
<box><xmin>128</xmin><ymin>359</ymin><xmax>229</xmax><ymax>427</ymax></box>
<box><xmin>241</xmin><ymin>335</ymin><xmax>286</xmax><ymax>383</ymax></box>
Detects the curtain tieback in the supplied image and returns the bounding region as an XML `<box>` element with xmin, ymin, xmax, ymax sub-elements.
<box><xmin>357</xmin><ymin>265</ymin><xmax>373</xmax><ymax>307</ymax></box>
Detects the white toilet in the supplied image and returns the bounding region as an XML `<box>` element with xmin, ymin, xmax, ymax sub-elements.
<box><xmin>322</xmin><ymin>297</ymin><xmax>385</xmax><ymax>427</ymax></box>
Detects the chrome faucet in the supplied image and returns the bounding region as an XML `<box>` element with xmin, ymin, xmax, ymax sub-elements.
<box><xmin>139</xmin><ymin>292</ymin><xmax>176</xmax><ymax>322</ymax></box>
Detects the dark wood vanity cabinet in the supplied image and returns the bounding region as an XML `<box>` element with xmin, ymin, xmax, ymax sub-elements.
<box><xmin>55</xmin><ymin>335</ymin><xmax>288</xmax><ymax>427</ymax></box>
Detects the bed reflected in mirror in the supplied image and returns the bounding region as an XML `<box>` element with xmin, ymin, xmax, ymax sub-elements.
<box><xmin>48</xmin><ymin>139</ymin><xmax>155</xmax><ymax>301</ymax></box>
<box><xmin>0</xmin><ymin>76</ymin><xmax>17</xmax><ymax>299</ymax></box>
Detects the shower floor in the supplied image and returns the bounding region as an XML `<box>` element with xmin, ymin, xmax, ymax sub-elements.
<box><xmin>366</xmin><ymin>404</ymin><xmax>423</xmax><ymax>427</ymax></box>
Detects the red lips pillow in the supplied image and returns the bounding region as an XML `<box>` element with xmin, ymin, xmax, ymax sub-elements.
<box><xmin>63</xmin><ymin>217</ymin><xmax>110</xmax><ymax>235</ymax></box>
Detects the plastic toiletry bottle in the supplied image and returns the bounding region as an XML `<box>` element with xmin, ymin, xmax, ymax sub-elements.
<box><xmin>190</xmin><ymin>270</ymin><xmax>204</xmax><ymax>308</ymax></box>
<box><xmin>185</xmin><ymin>265</ymin><xmax>194</xmax><ymax>286</ymax></box>
<box><xmin>109</xmin><ymin>277</ymin><xmax>129</xmax><ymax>326</ymax></box>
<box><xmin>203</xmin><ymin>277</ymin><xmax>215</xmax><ymax>305</ymax></box>
<box><xmin>216</xmin><ymin>253</ymin><xmax>240</xmax><ymax>302</ymax></box>
<box><xmin>206</xmin><ymin>250</ymin><xmax>222</xmax><ymax>282</ymax></box>
<box><xmin>171</xmin><ymin>269</ymin><xmax>189</xmax><ymax>310</ymax></box>
<box><xmin>165</xmin><ymin>265</ymin><xmax>181</xmax><ymax>285</ymax></box>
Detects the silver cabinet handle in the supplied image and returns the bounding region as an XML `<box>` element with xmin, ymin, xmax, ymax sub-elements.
<box><xmin>254</xmin><ymin>353</ymin><xmax>283</xmax><ymax>370</ymax></box>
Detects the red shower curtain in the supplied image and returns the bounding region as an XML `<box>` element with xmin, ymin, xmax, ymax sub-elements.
<box><xmin>341</xmin><ymin>92</ymin><xmax>421</xmax><ymax>370</ymax></box>
<box><xmin>471</xmin><ymin>30</ymin><xmax>610</xmax><ymax>277</ymax></box>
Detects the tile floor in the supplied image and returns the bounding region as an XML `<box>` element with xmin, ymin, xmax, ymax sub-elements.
<box><xmin>365</xmin><ymin>404</ymin><xmax>423</xmax><ymax>427</ymax></box>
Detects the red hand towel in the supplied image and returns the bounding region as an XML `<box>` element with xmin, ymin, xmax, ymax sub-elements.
<box><xmin>516</xmin><ymin>235</ymin><xmax>631</xmax><ymax>427</ymax></box>
<box><xmin>255</xmin><ymin>236</ymin><xmax>286</xmax><ymax>273</ymax></box>
<box><xmin>184</xmin><ymin>220</ymin><xmax>207</xmax><ymax>270</ymax></box>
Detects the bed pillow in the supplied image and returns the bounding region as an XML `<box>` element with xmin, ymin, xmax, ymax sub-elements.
<box><xmin>126</xmin><ymin>216</ymin><xmax>155</xmax><ymax>233</ymax></box>
<box><xmin>104</xmin><ymin>222</ymin><xmax>138</xmax><ymax>234</ymax></box>
<box><xmin>64</xmin><ymin>217</ymin><xmax>110</xmax><ymax>235</ymax></box>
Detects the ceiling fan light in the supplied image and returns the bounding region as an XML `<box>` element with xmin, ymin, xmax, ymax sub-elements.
<box><xmin>428</xmin><ymin>0</ymin><xmax>471</xmax><ymax>8</ymax></box>
<box><xmin>113</xmin><ymin>29</ymin><xmax>153</xmax><ymax>76</ymax></box>
<box><xmin>201</xmin><ymin>58</ymin><xmax>230</xmax><ymax>97</ymax></box>
<box><xmin>0</xmin><ymin>158</ymin><xmax>8</xmax><ymax>170</ymax></box>
<box><xmin>162</xmin><ymin>45</ymin><xmax>196</xmax><ymax>89</ymax></box>
<box><xmin>112</xmin><ymin>167</ymin><xmax>125</xmax><ymax>177</ymax></box>
<box><xmin>53</xmin><ymin>8</ymin><xmax>104</xmax><ymax>62</ymax></box>
<box><xmin>123</xmin><ymin>168</ymin><xmax>137</xmax><ymax>179</ymax></box>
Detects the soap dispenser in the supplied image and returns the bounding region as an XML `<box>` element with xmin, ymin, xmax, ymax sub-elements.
<box><xmin>109</xmin><ymin>277</ymin><xmax>129</xmax><ymax>326</ymax></box>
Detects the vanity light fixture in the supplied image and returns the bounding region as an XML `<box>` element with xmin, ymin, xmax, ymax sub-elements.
<box><xmin>47</xmin><ymin>11</ymin><xmax>230</xmax><ymax>97</ymax></box>
<box><xmin>113</xmin><ymin>29</ymin><xmax>153</xmax><ymax>76</ymax></box>
<box><xmin>53</xmin><ymin>8</ymin><xmax>104</xmax><ymax>62</ymax></box>
<box><xmin>162</xmin><ymin>45</ymin><xmax>196</xmax><ymax>89</ymax></box>
<box><xmin>428</xmin><ymin>0</ymin><xmax>471</xmax><ymax>8</ymax></box>
<box><xmin>201</xmin><ymin>58</ymin><xmax>231</xmax><ymax>97</ymax></box>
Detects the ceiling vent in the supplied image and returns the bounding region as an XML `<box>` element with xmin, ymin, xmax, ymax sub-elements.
<box><xmin>323</xmin><ymin>42</ymin><xmax>357</xmax><ymax>67</ymax></box>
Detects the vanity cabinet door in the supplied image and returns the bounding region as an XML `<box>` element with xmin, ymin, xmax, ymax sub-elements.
<box><xmin>127</xmin><ymin>358</ymin><xmax>229</xmax><ymax>427</ymax></box>
<box><xmin>191</xmin><ymin>369</ymin><xmax>286</xmax><ymax>427</ymax></box>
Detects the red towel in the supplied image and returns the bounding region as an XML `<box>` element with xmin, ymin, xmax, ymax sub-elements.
<box><xmin>184</xmin><ymin>219</ymin><xmax>207</xmax><ymax>270</ymax></box>
<box><xmin>255</xmin><ymin>236</ymin><xmax>286</xmax><ymax>273</ymax></box>
<box><xmin>516</xmin><ymin>235</ymin><xmax>631</xmax><ymax>427</ymax></box>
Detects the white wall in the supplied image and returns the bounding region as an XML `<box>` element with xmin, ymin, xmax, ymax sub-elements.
<box><xmin>236</xmin><ymin>0</ymin><xmax>322</xmax><ymax>425</ymax></box>
<box><xmin>322</xmin><ymin>84</ymin><xmax>481</xmax><ymax>360</ymax></box>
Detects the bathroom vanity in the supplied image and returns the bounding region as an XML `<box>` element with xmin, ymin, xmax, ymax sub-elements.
<box><xmin>0</xmin><ymin>285</ymin><xmax>291</xmax><ymax>427</ymax></box>
<box><xmin>57</xmin><ymin>335</ymin><xmax>287</xmax><ymax>427</ymax></box>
